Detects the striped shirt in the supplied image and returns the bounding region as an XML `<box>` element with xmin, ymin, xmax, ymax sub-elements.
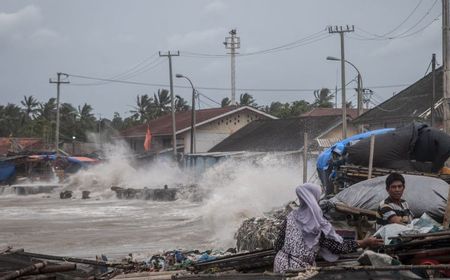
<box><xmin>376</xmin><ymin>197</ymin><xmax>414</xmax><ymax>226</ymax></box>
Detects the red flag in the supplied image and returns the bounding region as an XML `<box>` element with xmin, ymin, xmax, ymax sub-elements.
<box><xmin>144</xmin><ymin>126</ymin><xmax>152</xmax><ymax>151</ymax></box>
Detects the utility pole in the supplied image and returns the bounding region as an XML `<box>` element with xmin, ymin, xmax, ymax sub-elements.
<box><xmin>49</xmin><ymin>73</ymin><xmax>69</xmax><ymax>156</ymax></box>
<box><xmin>224</xmin><ymin>29</ymin><xmax>240</xmax><ymax>105</ymax></box>
<box><xmin>432</xmin><ymin>54</ymin><xmax>436</xmax><ymax>127</ymax></box>
<box><xmin>443</xmin><ymin>0</ymin><xmax>450</xmax><ymax>134</ymax></box>
<box><xmin>356</xmin><ymin>73</ymin><xmax>363</xmax><ymax>132</ymax></box>
<box><xmin>335</xmin><ymin>86</ymin><xmax>338</xmax><ymax>109</ymax></box>
<box><xmin>328</xmin><ymin>25</ymin><xmax>354</xmax><ymax>139</ymax></box>
<box><xmin>443</xmin><ymin>0</ymin><xmax>450</xmax><ymax>229</ymax></box>
<box><xmin>159</xmin><ymin>51</ymin><xmax>180</xmax><ymax>158</ymax></box>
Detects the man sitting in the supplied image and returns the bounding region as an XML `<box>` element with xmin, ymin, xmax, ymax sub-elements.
<box><xmin>377</xmin><ymin>173</ymin><xmax>414</xmax><ymax>227</ymax></box>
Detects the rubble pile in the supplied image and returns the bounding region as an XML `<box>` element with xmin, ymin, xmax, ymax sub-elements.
<box><xmin>234</xmin><ymin>204</ymin><xmax>293</xmax><ymax>252</ymax></box>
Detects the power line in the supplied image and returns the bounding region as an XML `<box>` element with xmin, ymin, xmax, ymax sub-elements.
<box><xmin>360</xmin><ymin>0</ymin><xmax>424</xmax><ymax>38</ymax></box>
<box><xmin>353</xmin><ymin>0</ymin><xmax>440</xmax><ymax>41</ymax></box>
<box><xmin>65</xmin><ymin>72</ymin><xmax>411</xmax><ymax>94</ymax></box>
<box><xmin>197</xmin><ymin>91</ymin><xmax>221</xmax><ymax>106</ymax></box>
<box><xmin>70</xmin><ymin>55</ymin><xmax>164</xmax><ymax>86</ymax></box>
<box><xmin>180</xmin><ymin>29</ymin><xmax>329</xmax><ymax>58</ymax></box>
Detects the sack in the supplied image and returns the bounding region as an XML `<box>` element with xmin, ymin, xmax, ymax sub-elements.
<box><xmin>273</xmin><ymin>218</ymin><xmax>287</xmax><ymax>252</ymax></box>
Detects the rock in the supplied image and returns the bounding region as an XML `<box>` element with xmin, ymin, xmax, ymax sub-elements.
<box><xmin>82</xmin><ymin>191</ymin><xmax>90</xmax><ymax>199</ymax></box>
<box><xmin>60</xmin><ymin>190</ymin><xmax>73</xmax><ymax>199</ymax></box>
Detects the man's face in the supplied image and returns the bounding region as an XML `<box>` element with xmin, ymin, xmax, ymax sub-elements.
<box><xmin>387</xmin><ymin>180</ymin><xmax>405</xmax><ymax>201</ymax></box>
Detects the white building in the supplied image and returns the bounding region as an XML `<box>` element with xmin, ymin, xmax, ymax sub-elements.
<box><xmin>120</xmin><ymin>106</ymin><xmax>277</xmax><ymax>154</ymax></box>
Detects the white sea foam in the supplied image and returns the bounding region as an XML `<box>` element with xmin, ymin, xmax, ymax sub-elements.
<box><xmin>194</xmin><ymin>154</ymin><xmax>306</xmax><ymax>248</ymax></box>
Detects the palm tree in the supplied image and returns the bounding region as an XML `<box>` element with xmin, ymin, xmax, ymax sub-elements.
<box><xmin>221</xmin><ymin>97</ymin><xmax>231</xmax><ymax>107</ymax></box>
<box><xmin>174</xmin><ymin>95</ymin><xmax>189</xmax><ymax>111</ymax></box>
<box><xmin>313</xmin><ymin>88</ymin><xmax>334</xmax><ymax>108</ymax></box>
<box><xmin>130</xmin><ymin>94</ymin><xmax>153</xmax><ymax>122</ymax></box>
<box><xmin>239</xmin><ymin>93</ymin><xmax>257</xmax><ymax>107</ymax></box>
<box><xmin>21</xmin><ymin>95</ymin><xmax>39</xmax><ymax>120</ymax></box>
<box><xmin>75</xmin><ymin>103</ymin><xmax>96</xmax><ymax>140</ymax></box>
<box><xmin>153</xmin><ymin>89</ymin><xmax>171</xmax><ymax>115</ymax></box>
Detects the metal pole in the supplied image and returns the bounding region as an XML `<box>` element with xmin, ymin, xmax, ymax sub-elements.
<box><xmin>49</xmin><ymin>73</ymin><xmax>69</xmax><ymax>156</ymax></box>
<box><xmin>303</xmin><ymin>132</ymin><xmax>308</xmax><ymax>183</ymax></box>
<box><xmin>431</xmin><ymin>53</ymin><xmax>436</xmax><ymax>127</ymax></box>
<box><xmin>193</xmin><ymin>89</ymin><xmax>197</xmax><ymax>153</ymax></box>
<box><xmin>168</xmin><ymin>54</ymin><xmax>177</xmax><ymax>157</ymax></box>
<box><xmin>55</xmin><ymin>73</ymin><xmax>61</xmax><ymax>156</ymax></box>
<box><xmin>190</xmin><ymin>87</ymin><xmax>195</xmax><ymax>154</ymax></box>
<box><xmin>357</xmin><ymin>73</ymin><xmax>363</xmax><ymax>132</ymax></box>
<box><xmin>340</xmin><ymin>32</ymin><xmax>347</xmax><ymax>139</ymax></box>
<box><xmin>159</xmin><ymin>51</ymin><xmax>179</xmax><ymax>158</ymax></box>
<box><xmin>368</xmin><ymin>134</ymin><xmax>375</xmax><ymax>179</ymax></box>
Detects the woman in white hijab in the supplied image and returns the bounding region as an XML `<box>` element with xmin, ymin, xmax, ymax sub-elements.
<box><xmin>274</xmin><ymin>183</ymin><xmax>382</xmax><ymax>273</ymax></box>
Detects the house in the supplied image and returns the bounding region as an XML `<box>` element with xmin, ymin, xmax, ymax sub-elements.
<box><xmin>300</xmin><ymin>107</ymin><xmax>363</xmax><ymax>120</ymax></box>
<box><xmin>120</xmin><ymin>106</ymin><xmax>277</xmax><ymax>154</ymax></box>
<box><xmin>353</xmin><ymin>67</ymin><xmax>443</xmax><ymax>129</ymax></box>
<box><xmin>0</xmin><ymin>138</ymin><xmax>46</xmax><ymax>156</ymax></box>
<box><xmin>208</xmin><ymin>114</ymin><xmax>353</xmax><ymax>153</ymax></box>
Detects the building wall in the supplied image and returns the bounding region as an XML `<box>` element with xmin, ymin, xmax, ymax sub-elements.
<box><xmin>324</xmin><ymin>124</ymin><xmax>359</xmax><ymax>140</ymax></box>
<box><xmin>182</xmin><ymin>109</ymin><xmax>268</xmax><ymax>153</ymax></box>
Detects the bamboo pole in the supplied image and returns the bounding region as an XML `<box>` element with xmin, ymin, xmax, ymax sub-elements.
<box><xmin>0</xmin><ymin>262</ymin><xmax>46</xmax><ymax>280</ymax></box>
<box><xmin>287</xmin><ymin>264</ymin><xmax>450</xmax><ymax>273</ymax></box>
<box><xmin>444</xmin><ymin>184</ymin><xmax>450</xmax><ymax>228</ymax></box>
<box><xmin>13</xmin><ymin>251</ymin><xmax>123</xmax><ymax>267</ymax></box>
<box><xmin>367</xmin><ymin>135</ymin><xmax>375</xmax><ymax>179</ymax></box>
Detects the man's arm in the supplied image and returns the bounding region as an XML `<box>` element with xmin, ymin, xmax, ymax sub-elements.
<box><xmin>378</xmin><ymin>204</ymin><xmax>404</xmax><ymax>225</ymax></box>
<box><xmin>387</xmin><ymin>215</ymin><xmax>403</xmax><ymax>224</ymax></box>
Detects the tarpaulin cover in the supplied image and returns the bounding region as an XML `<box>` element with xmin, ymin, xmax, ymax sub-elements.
<box><xmin>0</xmin><ymin>163</ymin><xmax>15</xmax><ymax>181</ymax></box>
<box><xmin>346</xmin><ymin>124</ymin><xmax>419</xmax><ymax>171</ymax></box>
<box><xmin>411</xmin><ymin>125</ymin><xmax>450</xmax><ymax>172</ymax></box>
<box><xmin>316</xmin><ymin>128</ymin><xmax>395</xmax><ymax>171</ymax></box>
<box><xmin>329</xmin><ymin>174</ymin><xmax>449</xmax><ymax>221</ymax></box>
<box><xmin>346</xmin><ymin>123</ymin><xmax>450</xmax><ymax>172</ymax></box>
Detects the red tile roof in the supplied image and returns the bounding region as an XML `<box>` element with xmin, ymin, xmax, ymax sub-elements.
<box><xmin>121</xmin><ymin>106</ymin><xmax>247</xmax><ymax>137</ymax></box>
<box><xmin>301</xmin><ymin>108</ymin><xmax>364</xmax><ymax>119</ymax></box>
<box><xmin>0</xmin><ymin>138</ymin><xmax>45</xmax><ymax>155</ymax></box>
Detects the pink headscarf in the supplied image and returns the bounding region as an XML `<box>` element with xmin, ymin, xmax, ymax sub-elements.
<box><xmin>293</xmin><ymin>183</ymin><xmax>343</xmax><ymax>261</ymax></box>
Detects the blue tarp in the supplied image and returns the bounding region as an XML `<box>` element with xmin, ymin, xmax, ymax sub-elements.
<box><xmin>316</xmin><ymin>128</ymin><xmax>395</xmax><ymax>171</ymax></box>
<box><xmin>0</xmin><ymin>163</ymin><xmax>15</xmax><ymax>181</ymax></box>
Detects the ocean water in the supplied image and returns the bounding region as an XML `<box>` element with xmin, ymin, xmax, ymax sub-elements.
<box><xmin>0</xmin><ymin>143</ymin><xmax>315</xmax><ymax>260</ymax></box>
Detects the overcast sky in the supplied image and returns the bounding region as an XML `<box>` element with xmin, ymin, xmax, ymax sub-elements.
<box><xmin>0</xmin><ymin>0</ymin><xmax>442</xmax><ymax>119</ymax></box>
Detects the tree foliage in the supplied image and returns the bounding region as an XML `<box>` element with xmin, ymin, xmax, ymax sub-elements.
<box><xmin>313</xmin><ymin>88</ymin><xmax>334</xmax><ymax>108</ymax></box>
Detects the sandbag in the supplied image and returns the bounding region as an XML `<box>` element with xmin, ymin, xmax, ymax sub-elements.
<box><xmin>329</xmin><ymin>174</ymin><xmax>449</xmax><ymax>222</ymax></box>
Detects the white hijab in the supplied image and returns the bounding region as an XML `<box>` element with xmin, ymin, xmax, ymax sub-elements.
<box><xmin>293</xmin><ymin>183</ymin><xmax>343</xmax><ymax>262</ymax></box>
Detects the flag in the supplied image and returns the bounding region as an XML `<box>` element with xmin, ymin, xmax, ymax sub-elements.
<box><xmin>144</xmin><ymin>126</ymin><xmax>152</xmax><ymax>151</ymax></box>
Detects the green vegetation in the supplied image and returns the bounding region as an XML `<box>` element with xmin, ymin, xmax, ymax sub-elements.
<box><xmin>1</xmin><ymin>88</ymin><xmax>336</xmax><ymax>139</ymax></box>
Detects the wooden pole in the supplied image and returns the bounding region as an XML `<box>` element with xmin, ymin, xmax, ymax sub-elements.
<box><xmin>287</xmin><ymin>264</ymin><xmax>450</xmax><ymax>273</ymax></box>
<box><xmin>0</xmin><ymin>262</ymin><xmax>46</xmax><ymax>280</ymax></box>
<box><xmin>303</xmin><ymin>132</ymin><xmax>308</xmax><ymax>183</ymax></box>
<box><xmin>367</xmin><ymin>135</ymin><xmax>375</xmax><ymax>179</ymax></box>
<box><xmin>443</xmin><ymin>184</ymin><xmax>450</xmax><ymax>228</ymax></box>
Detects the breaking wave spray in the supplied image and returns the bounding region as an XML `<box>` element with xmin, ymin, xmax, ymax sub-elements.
<box><xmin>65</xmin><ymin>140</ymin><xmax>315</xmax><ymax>249</ymax></box>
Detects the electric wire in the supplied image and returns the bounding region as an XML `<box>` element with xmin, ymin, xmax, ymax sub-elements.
<box><xmin>70</xmin><ymin>57</ymin><xmax>164</xmax><ymax>86</ymax></box>
<box><xmin>180</xmin><ymin>29</ymin><xmax>329</xmax><ymax>58</ymax></box>
<box><xmin>65</xmin><ymin>72</ymin><xmax>411</xmax><ymax>95</ymax></box>
<box><xmin>352</xmin><ymin>0</ymin><xmax>439</xmax><ymax>41</ymax></box>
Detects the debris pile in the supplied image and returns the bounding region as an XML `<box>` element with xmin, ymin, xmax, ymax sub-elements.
<box><xmin>234</xmin><ymin>204</ymin><xmax>293</xmax><ymax>252</ymax></box>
